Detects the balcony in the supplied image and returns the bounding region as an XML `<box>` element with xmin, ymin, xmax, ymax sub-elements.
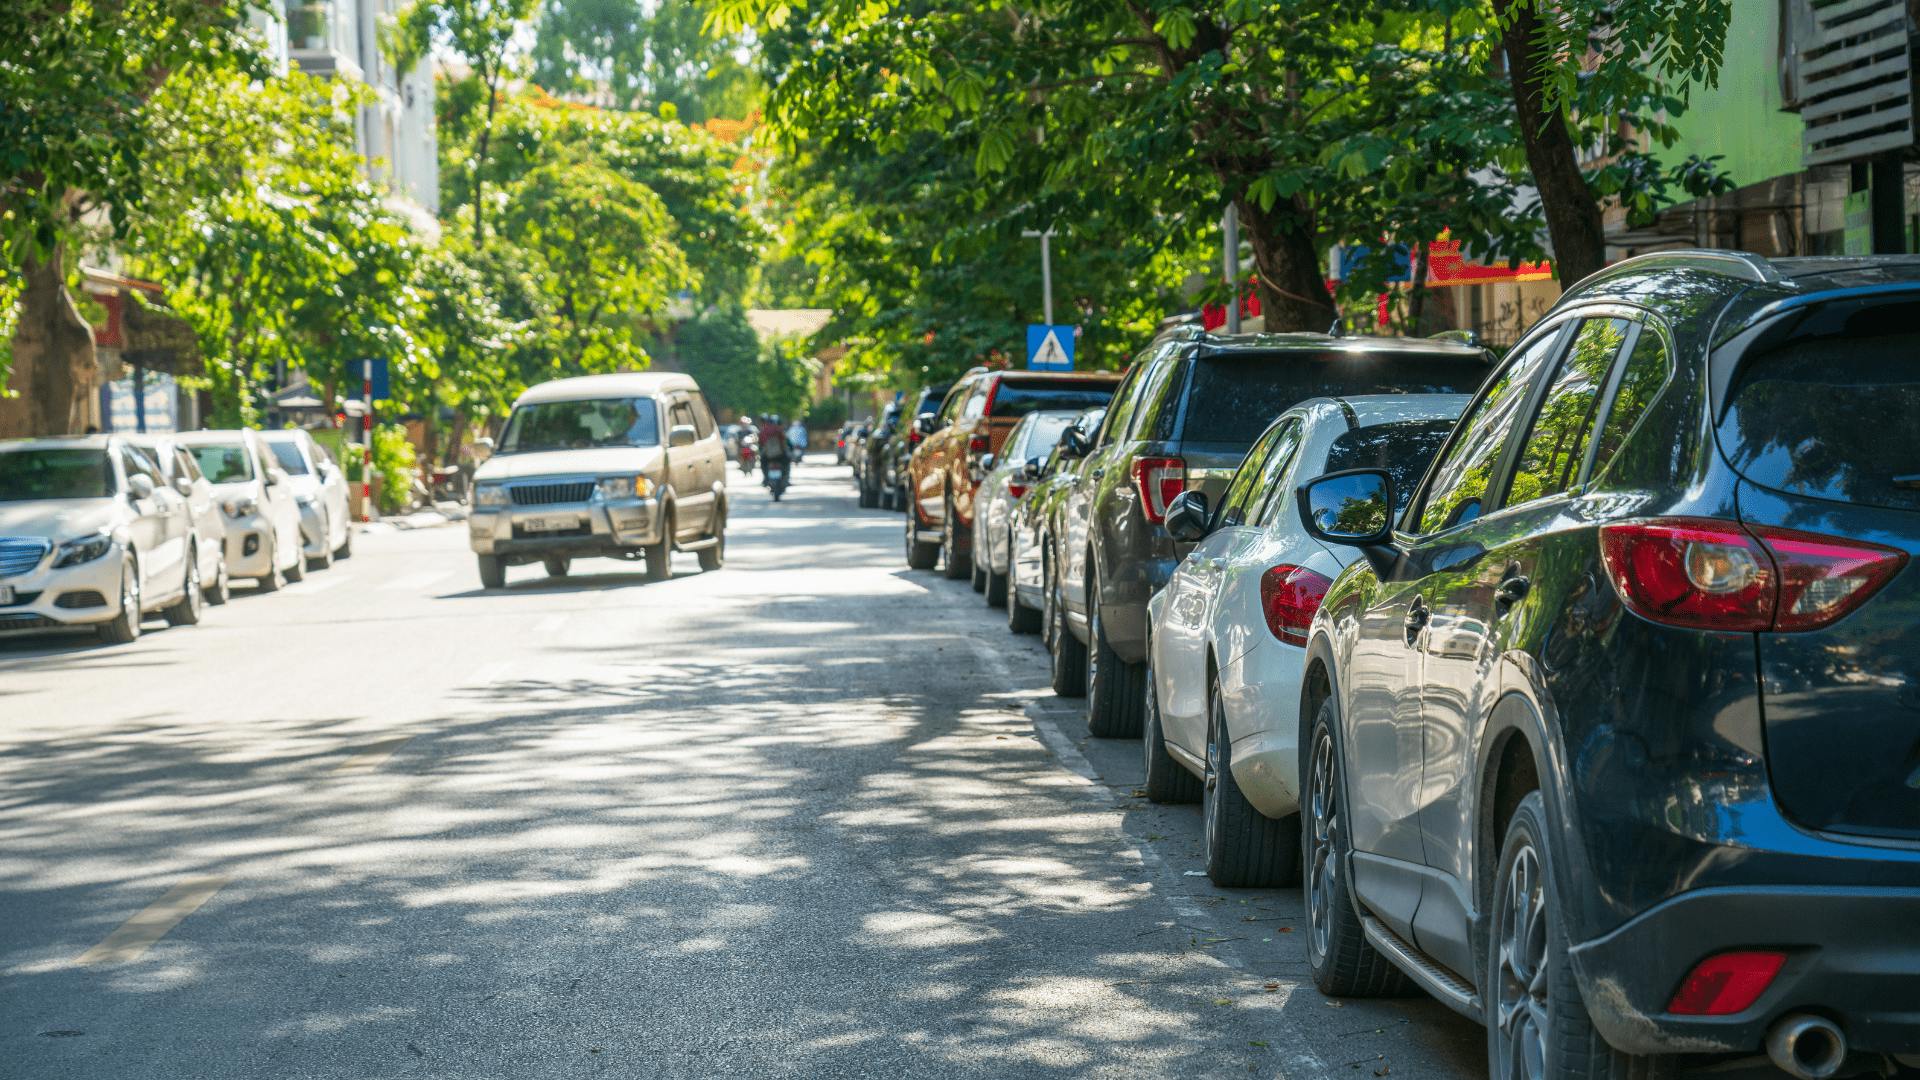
<box><xmin>285</xmin><ymin>1</ymin><xmax>361</xmax><ymax>80</ymax></box>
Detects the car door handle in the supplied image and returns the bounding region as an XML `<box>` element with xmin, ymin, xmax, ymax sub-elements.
<box><xmin>1494</xmin><ymin>575</ymin><xmax>1531</xmax><ymax>612</ymax></box>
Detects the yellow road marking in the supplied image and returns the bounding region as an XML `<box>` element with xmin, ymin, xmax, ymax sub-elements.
<box><xmin>75</xmin><ymin>876</ymin><xmax>230</xmax><ymax>967</ymax></box>
<box><xmin>332</xmin><ymin>736</ymin><xmax>412</xmax><ymax>774</ymax></box>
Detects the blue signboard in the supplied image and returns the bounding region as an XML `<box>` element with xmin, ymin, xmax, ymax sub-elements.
<box><xmin>363</xmin><ymin>358</ymin><xmax>390</xmax><ymax>402</ymax></box>
<box><xmin>1026</xmin><ymin>324</ymin><xmax>1076</xmax><ymax>371</ymax></box>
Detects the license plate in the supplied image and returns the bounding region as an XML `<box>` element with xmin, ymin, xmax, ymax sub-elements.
<box><xmin>521</xmin><ymin>516</ymin><xmax>580</xmax><ymax>533</ymax></box>
<box><xmin>0</xmin><ymin>585</ymin><xmax>13</xmax><ymax>606</ymax></box>
<box><xmin>769</xmin><ymin>469</ymin><xmax>785</xmax><ymax>481</ymax></box>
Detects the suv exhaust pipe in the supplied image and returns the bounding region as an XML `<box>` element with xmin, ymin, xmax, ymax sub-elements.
<box><xmin>1767</xmin><ymin>1014</ymin><xmax>1848</xmax><ymax>1079</ymax></box>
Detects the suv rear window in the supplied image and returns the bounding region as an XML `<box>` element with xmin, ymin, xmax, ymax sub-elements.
<box><xmin>1721</xmin><ymin>334</ymin><xmax>1920</xmax><ymax>511</ymax></box>
<box><xmin>991</xmin><ymin>380</ymin><xmax>1116</xmax><ymax>419</ymax></box>
<box><xmin>1176</xmin><ymin>352</ymin><xmax>1490</xmax><ymax>446</ymax></box>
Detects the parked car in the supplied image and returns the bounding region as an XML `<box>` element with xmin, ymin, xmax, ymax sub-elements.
<box><xmin>176</xmin><ymin>429</ymin><xmax>306</xmax><ymax>592</ymax></box>
<box><xmin>1295</xmin><ymin>250</ymin><xmax>1920</xmax><ymax>1079</ymax></box>
<box><xmin>129</xmin><ymin>434</ymin><xmax>233</xmax><ymax>606</ymax></box>
<box><xmin>971</xmin><ymin>408</ymin><xmax>1086</xmax><ymax>607</ymax></box>
<box><xmin>1009</xmin><ymin>406</ymin><xmax>1106</xmax><ymax>641</ymax></box>
<box><xmin>0</xmin><ymin>435</ymin><xmax>205</xmax><ymax>643</ymax></box>
<box><xmin>469</xmin><ymin>372</ymin><xmax>728</xmax><ymax>588</ymax></box>
<box><xmin>834</xmin><ymin>421</ymin><xmax>859</xmax><ymax>465</ymax></box>
<box><xmin>879</xmin><ymin>383</ymin><xmax>951</xmax><ymax>512</ymax></box>
<box><xmin>1051</xmin><ymin>327</ymin><xmax>1495</xmax><ymax>737</ymax></box>
<box><xmin>905</xmin><ymin>368</ymin><xmax>1123</xmax><ymax>578</ymax></box>
<box><xmin>260</xmin><ymin>428</ymin><xmax>353</xmax><ymax>569</ymax></box>
<box><xmin>1139</xmin><ymin>394</ymin><xmax>1467</xmax><ymax>888</ymax></box>
<box><xmin>855</xmin><ymin>402</ymin><xmax>900</xmax><ymax>509</ymax></box>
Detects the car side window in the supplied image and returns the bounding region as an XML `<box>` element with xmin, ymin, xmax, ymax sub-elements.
<box><xmin>1415</xmin><ymin>328</ymin><xmax>1563</xmax><ymax>534</ymax></box>
<box><xmin>937</xmin><ymin>382</ymin><xmax>970</xmax><ymax>424</ymax></box>
<box><xmin>121</xmin><ymin>446</ymin><xmax>160</xmax><ymax>482</ymax></box>
<box><xmin>1248</xmin><ymin>420</ymin><xmax>1307</xmax><ymax>526</ymax></box>
<box><xmin>1099</xmin><ymin>355</ymin><xmax>1157</xmax><ymax>446</ymax></box>
<box><xmin>1128</xmin><ymin>353</ymin><xmax>1185</xmax><ymax>442</ymax></box>
<box><xmin>1587</xmin><ymin>326</ymin><xmax>1674</xmax><ymax>482</ymax></box>
<box><xmin>669</xmin><ymin>398</ymin><xmax>697</xmax><ymax>432</ymax></box>
<box><xmin>1217</xmin><ymin>421</ymin><xmax>1287</xmax><ymax>527</ymax></box>
<box><xmin>175</xmin><ymin>448</ymin><xmax>203</xmax><ymax>482</ymax></box>
<box><xmin>961</xmin><ymin>379</ymin><xmax>990</xmax><ymax>421</ymax></box>
<box><xmin>1503</xmin><ymin>317</ymin><xmax>1630</xmax><ymax>507</ymax></box>
<box><xmin>689</xmin><ymin>392</ymin><xmax>717</xmax><ymax>437</ymax></box>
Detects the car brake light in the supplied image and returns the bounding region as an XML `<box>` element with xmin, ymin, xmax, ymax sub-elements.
<box><xmin>1667</xmin><ymin>951</ymin><xmax>1786</xmax><ymax>1015</ymax></box>
<box><xmin>1131</xmin><ymin>456</ymin><xmax>1186</xmax><ymax>524</ymax></box>
<box><xmin>1599</xmin><ymin>518</ymin><xmax>1906</xmax><ymax>632</ymax></box>
<box><xmin>1260</xmin><ymin>564</ymin><xmax>1333</xmax><ymax>646</ymax></box>
<box><xmin>908</xmin><ymin>430</ymin><xmax>924</xmax><ymax>445</ymax></box>
<box><xmin>1008</xmin><ymin>483</ymin><xmax>1028</xmax><ymax>500</ymax></box>
<box><xmin>968</xmin><ymin>434</ymin><xmax>989</xmax><ymax>455</ymax></box>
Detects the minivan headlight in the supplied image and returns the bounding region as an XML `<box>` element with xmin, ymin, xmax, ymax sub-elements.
<box><xmin>595</xmin><ymin>475</ymin><xmax>654</xmax><ymax>501</ymax></box>
<box><xmin>53</xmin><ymin>531</ymin><xmax>114</xmax><ymax>568</ymax></box>
<box><xmin>474</xmin><ymin>483</ymin><xmax>509</xmax><ymax>508</ymax></box>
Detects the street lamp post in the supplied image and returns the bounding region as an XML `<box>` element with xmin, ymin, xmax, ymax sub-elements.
<box><xmin>1021</xmin><ymin>228</ymin><xmax>1056</xmax><ymax>326</ymax></box>
<box><xmin>1223</xmin><ymin>205</ymin><xmax>1241</xmax><ymax>334</ymax></box>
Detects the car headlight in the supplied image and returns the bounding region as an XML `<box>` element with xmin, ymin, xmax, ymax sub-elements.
<box><xmin>595</xmin><ymin>475</ymin><xmax>654</xmax><ymax>501</ymax></box>
<box><xmin>53</xmin><ymin>530</ymin><xmax>114</xmax><ymax>568</ymax></box>
<box><xmin>474</xmin><ymin>483</ymin><xmax>509</xmax><ymax>508</ymax></box>
<box><xmin>222</xmin><ymin>496</ymin><xmax>258</xmax><ymax>518</ymax></box>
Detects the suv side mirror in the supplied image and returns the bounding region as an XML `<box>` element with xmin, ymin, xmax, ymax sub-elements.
<box><xmin>1021</xmin><ymin>457</ymin><xmax>1043</xmax><ymax>481</ymax></box>
<box><xmin>1298</xmin><ymin>469</ymin><xmax>1401</xmax><ymax>576</ymax></box>
<box><xmin>1059</xmin><ymin>426</ymin><xmax>1090</xmax><ymax>459</ymax></box>
<box><xmin>914</xmin><ymin>413</ymin><xmax>939</xmax><ymax>437</ymax></box>
<box><xmin>266</xmin><ymin>467</ymin><xmax>289</xmax><ymax>488</ymax></box>
<box><xmin>978</xmin><ymin>452</ymin><xmax>996</xmax><ymax>473</ymax></box>
<box><xmin>126</xmin><ymin>474</ymin><xmax>156</xmax><ymax>501</ymax></box>
<box><xmin>669</xmin><ymin>423</ymin><xmax>698</xmax><ymax>448</ymax></box>
<box><xmin>172</xmin><ymin>475</ymin><xmax>194</xmax><ymax>496</ymax></box>
<box><xmin>1165</xmin><ymin>490</ymin><xmax>1211</xmax><ymax>543</ymax></box>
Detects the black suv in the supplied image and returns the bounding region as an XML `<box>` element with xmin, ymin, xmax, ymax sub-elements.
<box><xmin>1295</xmin><ymin>251</ymin><xmax>1920</xmax><ymax>1078</ymax></box>
<box><xmin>855</xmin><ymin>402</ymin><xmax>898</xmax><ymax>509</ymax></box>
<box><xmin>1050</xmin><ymin>328</ymin><xmax>1493</xmax><ymax>736</ymax></box>
<box><xmin>879</xmin><ymin>382</ymin><xmax>951</xmax><ymax>512</ymax></box>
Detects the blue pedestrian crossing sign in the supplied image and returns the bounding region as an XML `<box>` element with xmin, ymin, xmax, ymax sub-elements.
<box><xmin>1026</xmin><ymin>324</ymin><xmax>1075</xmax><ymax>371</ymax></box>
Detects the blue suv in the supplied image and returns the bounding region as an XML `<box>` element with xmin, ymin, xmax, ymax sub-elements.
<box><xmin>1293</xmin><ymin>251</ymin><xmax>1919</xmax><ymax>1079</ymax></box>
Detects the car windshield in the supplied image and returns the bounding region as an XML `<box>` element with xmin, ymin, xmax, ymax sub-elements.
<box><xmin>993</xmin><ymin>382</ymin><xmax>1117</xmax><ymax>419</ymax></box>
<box><xmin>265</xmin><ymin>440</ymin><xmax>311</xmax><ymax>475</ymax></box>
<box><xmin>1324</xmin><ymin>419</ymin><xmax>1459</xmax><ymax>512</ymax></box>
<box><xmin>0</xmin><ymin>448</ymin><xmax>115</xmax><ymax>501</ymax></box>
<box><xmin>1177</xmin><ymin>353</ymin><xmax>1491</xmax><ymax>447</ymax></box>
<box><xmin>189</xmin><ymin>443</ymin><xmax>255</xmax><ymax>484</ymax></box>
<box><xmin>500</xmin><ymin>398</ymin><xmax>660</xmax><ymax>453</ymax></box>
<box><xmin>1721</xmin><ymin>334</ymin><xmax>1920</xmax><ymax>512</ymax></box>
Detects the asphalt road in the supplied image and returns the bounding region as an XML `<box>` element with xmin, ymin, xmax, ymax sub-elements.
<box><xmin>0</xmin><ymin>459</ymin><xmax>1731</xmax><ymax>1079</ymax></box>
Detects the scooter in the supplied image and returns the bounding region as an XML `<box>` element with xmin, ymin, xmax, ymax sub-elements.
<box><xmin>737</xmin><ymin>440</ymin><xmax>757</xmax><ymax>475</ymax></box>
<box><xmin>766</xmin><ymin>461</ymin><xmax>789</xmax><ymax>502</ymax></box>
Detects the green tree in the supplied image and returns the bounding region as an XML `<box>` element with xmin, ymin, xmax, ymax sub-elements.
<box><xmin>673</xmin><ymin>307</ymin><xmax>813</xmax><ymax>418</ymax></box>
<box><xmin>2</xmin><ymin>0</ymin><xmax>260</xmax><ymax>429</ymax></box>
<box><xmin>530</xmin><ymin>0</ymin><xmax>762</xmax><ymax>121</ymax></box>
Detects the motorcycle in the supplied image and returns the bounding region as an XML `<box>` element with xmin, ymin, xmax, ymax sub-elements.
<box><xmin>766</xmin><ymin>462</ymin><xmax>788</xmax><ymax>502</ymax></box>
<box><xmin>737</xmin><ymin>440</ymin><xmax>757</xmax><ymax>475</ymax></box>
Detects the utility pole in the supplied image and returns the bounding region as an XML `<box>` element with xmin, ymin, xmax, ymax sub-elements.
<box><xmin>1223</xmin><ymin>205</ymin><xmax>1241</xmax><ymax>334</ymax></box>
<box><xmin>1021</xmin><ymin>228</ymin><xmax>1056</xmax><ymax>325</ymax></box>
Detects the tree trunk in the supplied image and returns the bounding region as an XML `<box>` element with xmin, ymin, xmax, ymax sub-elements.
<box><xmin>1496</xmin><ymin>0</ymin><xmax>1608</xmax><ymax>288</ymax></box>
<box><xmin>443</xmin><ymin>409</ymin><xmax>469</xmax><ymax>468</ymax></box>
<box><xmin>1235</xmin><ymin>194</ymin><xmax>1338</xmax><ymax>332</ymax></box>
<box><xmin>12</xmin><ymin>246</ymin><xmax>98</xmax><ymax>436</ymax></box>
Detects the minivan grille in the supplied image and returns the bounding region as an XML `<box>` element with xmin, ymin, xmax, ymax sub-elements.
<box><xmin>0</xmin><ymin>538</ymin><xmax>51</xmax><ymax>579</ymax></box>
<box><xmin>508</xmin><ymin>481</ymin><xmax>594</xmax><ymax>507</ymax></box>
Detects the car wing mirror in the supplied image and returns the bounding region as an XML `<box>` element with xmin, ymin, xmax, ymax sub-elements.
<box><xmin>914</xmin><ymin>413</ymin><xmax>938</xmax><ymax>437</ymax></box>
<box><xmin>126</xmin><ymin>474</ymin><xmax>156</xmax><ymax>501</ymax></box>
<box><xmin>172</xmin><ymin>475</ymin><xmax>194</xmax><ymax>496</ymax></box>
<box><xmin>669</xmin><ymin>423</ymin><xmax>698</xmax><ymax>448</ymax></box>
<box><xmin>1297</xmin><ymin>469</ymin><xmax>1401</xmax><ymax>577</ymax></box>
<box><xmin>1059</xmin><ymin>426</ymin><xmax>1089</xmax><ymax>459</ymax></box>
<box><xmin>266</xmin><ymin>467</ymin><xmax>289</xmax><ymax>487</ymax></box>
<box><xmin>1021</xmin><ymin>457</ymin><xmax>1043</xmax><ymax>481</ymax></box>
<box><xmin>1165</xmin><ymin>489</ymin><xmax>1211</xmax><ymax>543</ymax></box>
<box><xmin>978</xmin><ymin>452</ymin><xmax>996</xmax><ymax>473</ymax></box>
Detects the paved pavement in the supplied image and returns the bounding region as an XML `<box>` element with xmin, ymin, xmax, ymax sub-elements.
<box><xmin>0</xmin><ymin>460</ymin><xmax>1600</xmax><ymax>1078</ymax></box>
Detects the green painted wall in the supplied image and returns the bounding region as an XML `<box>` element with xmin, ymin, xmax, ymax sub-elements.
<box><xmin>1665</xmin><ymin>2</ymin><xmax>1804</xmax><ymax>187</ymax></box>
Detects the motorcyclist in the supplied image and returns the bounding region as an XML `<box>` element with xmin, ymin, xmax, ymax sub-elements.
<box><xmin>786</xmin><ymin>417</ymin><xmax>809</xmax><ymax>463</ymax></box>
<box><xmin>757</xmin><ymin>414</ymin><xmax>790</xmax><ymax>487</ymax></box>
<box><xmin>736</xmin><ymin>416</ymin><xmax>758</xmax><ymax>472</ymax></box>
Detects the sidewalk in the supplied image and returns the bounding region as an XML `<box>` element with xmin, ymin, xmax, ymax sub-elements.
<box><xmin>357</xmin><ymin>501</ymin><xmax>469</xmax><ymax>534</ymax></box>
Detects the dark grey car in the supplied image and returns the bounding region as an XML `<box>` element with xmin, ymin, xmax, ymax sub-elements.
<box><xmin>1051</xmin><ymin>328</ymin><xmax>1495</xmax><ymax>737</ymax></box>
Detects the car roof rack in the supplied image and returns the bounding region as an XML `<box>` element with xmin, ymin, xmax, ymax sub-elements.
<box><xmin>1568</xmin><ymin>249</ymin><xmax>1784</xmax><ymax>294</ymax></box>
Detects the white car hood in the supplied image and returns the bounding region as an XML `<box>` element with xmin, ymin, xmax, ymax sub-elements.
<box><xmin>476</xmin><ymin>447</ymin><xmax>666</xmax><ymax>481</ymax></box>
<box><xmin>0</xmin><ymin>498</ymin><xmax>124</xmax><ymax>541</ymax></box>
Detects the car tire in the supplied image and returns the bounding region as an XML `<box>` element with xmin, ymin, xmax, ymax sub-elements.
<box><xmin>858</xmin><ymin>481</ymin><xmax>877</xmax><ymax>510</ymax></box>
<box><xmin>205</xmin><ymin>560</ymin><xmax>230</xmax><ymax>607</ymax></box>
<box><xmin>1203</xmin><ymin>684</ymin><xmax>1299</xmax><ymax>886</ymax></box>
<box><xmin>1488</xmin><ymin>791</ymin><xmax>1676</xmax><ymax>1080</ymax></box>
<box><xmin>543</xmin><ymin>555</ymin><xmax>571</xmax><ymax>578</ymax></box>
<box><xmin>1304</xmin><ymin>697</ymin><xmax>1411</xmax><ymax>997</ymax></box>
<box><xmin>98</xmin><ymin>557</ymin><xmax>141</xmax><ymax>645</ymax></box>
<box><xmin>309</xmin><ymin>518</ymin><xmax>335</xmax><ymax>571</ymax></box>
<box><xmin>985</xmin><ymin>560</ymin><xmax>1008</xmax><ymax>608</ymax></box>
<box><xmin>257</xmin><ymin>539</ymin><xmax>284</xmax><ymax>593</ymax></box>
<box><xmin>335</xmin><ymin>526</ymin><xmax>352</xmax><ymax>559</ymax></box>
<box><xmin>1085</xmin><ymin>579</ymin><xmax>1145</xmax><ymax>739</ymax></box>
<box><xmin>942</xmin><ymin>503</ymin><xmax>969</xmax><ymax>581</ymax></box>
<box><xmin>163</xmin><ymin>551</ymin><xmax>204</xmax><ymax>627</ymax></box>
<box><xmin>477</xmin><ymin>554</ymin><xmax>507</xmax><ymax>589</ymax></box>
<box><xmin>1141</xmin><ymin>648</ymin><xmax>1201</xmax><ymax>804</ymax></box>
<box><xmin>905</xmin><ymin>506</ymin><xmax>939</xmax><ymax>571</ymax></box>
<box><xmin>1007</xmin><ymin>568</ymin><xmax>1041</xmax><ymax>634</ymax></box>
<box><xmin>699</xmin><ymin>506</ymin><xmax>726</xmax><ymax>572</ymax></box>
<box><xmin>1048</xmin><ymin>551</ymin><xmax>1088</xmax><ymax>697</ymax></box>
<box><xmin>645</xmin><ymin>510</ymin><xmax>673</xmax><ymax>582</ymax></box>
<box><xmin>284</xmin><ymin>541</ymin><xmax>306</xmax><ymax>583</ymax></box>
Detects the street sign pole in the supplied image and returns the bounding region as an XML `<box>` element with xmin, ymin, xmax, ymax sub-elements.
<box><xmin>1022</xmin><ymin>228</ymin><xmax>1056</xmax><ymax>327</ymax></box>
<box><xmin>360</xmin><ymin>359</ymin><xmax>373</xmax><ymax>522</ymax></box>
<box><xmin>1223</xmin><ymin>205</ymin><xmax>1241</xmax><ymax>334</ymax></box>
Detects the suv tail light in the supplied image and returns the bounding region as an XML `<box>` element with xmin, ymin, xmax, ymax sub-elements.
<box><xmin>968</xmin><ymin>434</ymin><xmax>989</xmax><ymax>455</ymax></box>
<box><xmin>1007</xmin><ymin>482</ymin><xmax>1029</xmax><ymax>500</ymax></box>
<box><xmin>1132</xmin><ymin>456</ymin><xmax>1186</xmax><ymax>524</ymax></box>
<box><xmin>1260</xmin><ymin>564</ymin><xmax>1334</xmax><ymax>646</ymax></box>
<box><xmin>1667</xmin><ymin>950</ymin><xmax>1786</xmax><ymax>1015</ymax></box>
<box><xmin>1598</xmin><ymin>518</ymin><xmax>1907</xmax><ymax>632</ymax></box>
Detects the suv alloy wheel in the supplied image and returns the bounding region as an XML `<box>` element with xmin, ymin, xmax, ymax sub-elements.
<box><xmin>1048</xmin><ymin>545</ymin><xmax>1087</xmax><ymax>697</ymax></box>
<box><xmin>1084</xmin><ymin>570</ymin><xmax>1144</xmax><ymax>738</ymax></box>
<box><xmin>163</xmin><ymin>549</ymin><xmax>203</xmax><ymax>627</ymax></box>
<box><xmin>1303</xmin><ymin>698</ymin><xmax>1409</xmax><ymax>997</ymax></box>
<box><xmin>98</xmin><ymin>556</ymin><xmax>142</xmax><ymax>645</ymax></box>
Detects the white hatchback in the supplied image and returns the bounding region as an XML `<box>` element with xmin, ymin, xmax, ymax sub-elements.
<box><xmin>260</xmin><ymin>429</ymin><xmax>353</xmax><ymax>568</ymax></box>
<box><xmin>1143</xmin><ymin>394</ymin><xmax>1469</xmax><ymax>887</ymax></box>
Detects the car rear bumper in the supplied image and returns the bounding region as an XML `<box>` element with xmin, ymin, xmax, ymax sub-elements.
<box><xmin>1569</xmin><ymin>885</ymin><xmax>1920</xmax><ymax>1056</ymax></box>
<box><xmin>0</xmin><ymin>548</ymin><xmax>125</xmax><ymax>631</ymax></box>
<box><xmin>1220</xmin><ymin>642</ymin><xmax>1306</xmax><ymax>819</ymax></box>
<box><xmin>469</xmin><ymin>498</ymin><xmax>661</xmax><ymax>561</ymax></box>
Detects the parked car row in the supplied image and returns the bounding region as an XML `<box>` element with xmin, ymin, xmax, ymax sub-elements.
<box><xmin>0</xmin><ymin>428</ymin><xmax>354</xmax><ymax>645</ymax></box>
<box><xmin>871</xmin><ymin>251</ymin><xmax>1920</xmax><ymax>1080</ymax></box>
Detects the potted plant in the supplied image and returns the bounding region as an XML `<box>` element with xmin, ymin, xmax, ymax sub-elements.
<box><xmin>287</xmin><ymin>2</ymin><xmax>329</xmax><ymax>50</ymax></box>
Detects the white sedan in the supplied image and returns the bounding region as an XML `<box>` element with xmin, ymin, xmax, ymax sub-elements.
<box><xmin>1143</xmin><ymin>394</ymin><xmax>1468</xmax><ymax>887</ymax></box>
<box><xmin>260</xmin><ymin>429</ymin><xmax>353</xmax><ymax>568</ymax></box>
<box><xmin>176</xmin><ymin>430</ymin><xmax>306</xmax><ymax>591</ymax></box>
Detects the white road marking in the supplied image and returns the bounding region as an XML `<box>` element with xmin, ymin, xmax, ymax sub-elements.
<box><xmin>74</xmin><ymin>876</ymin><xmax>230</xmax><ymax>967</ymax></box>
